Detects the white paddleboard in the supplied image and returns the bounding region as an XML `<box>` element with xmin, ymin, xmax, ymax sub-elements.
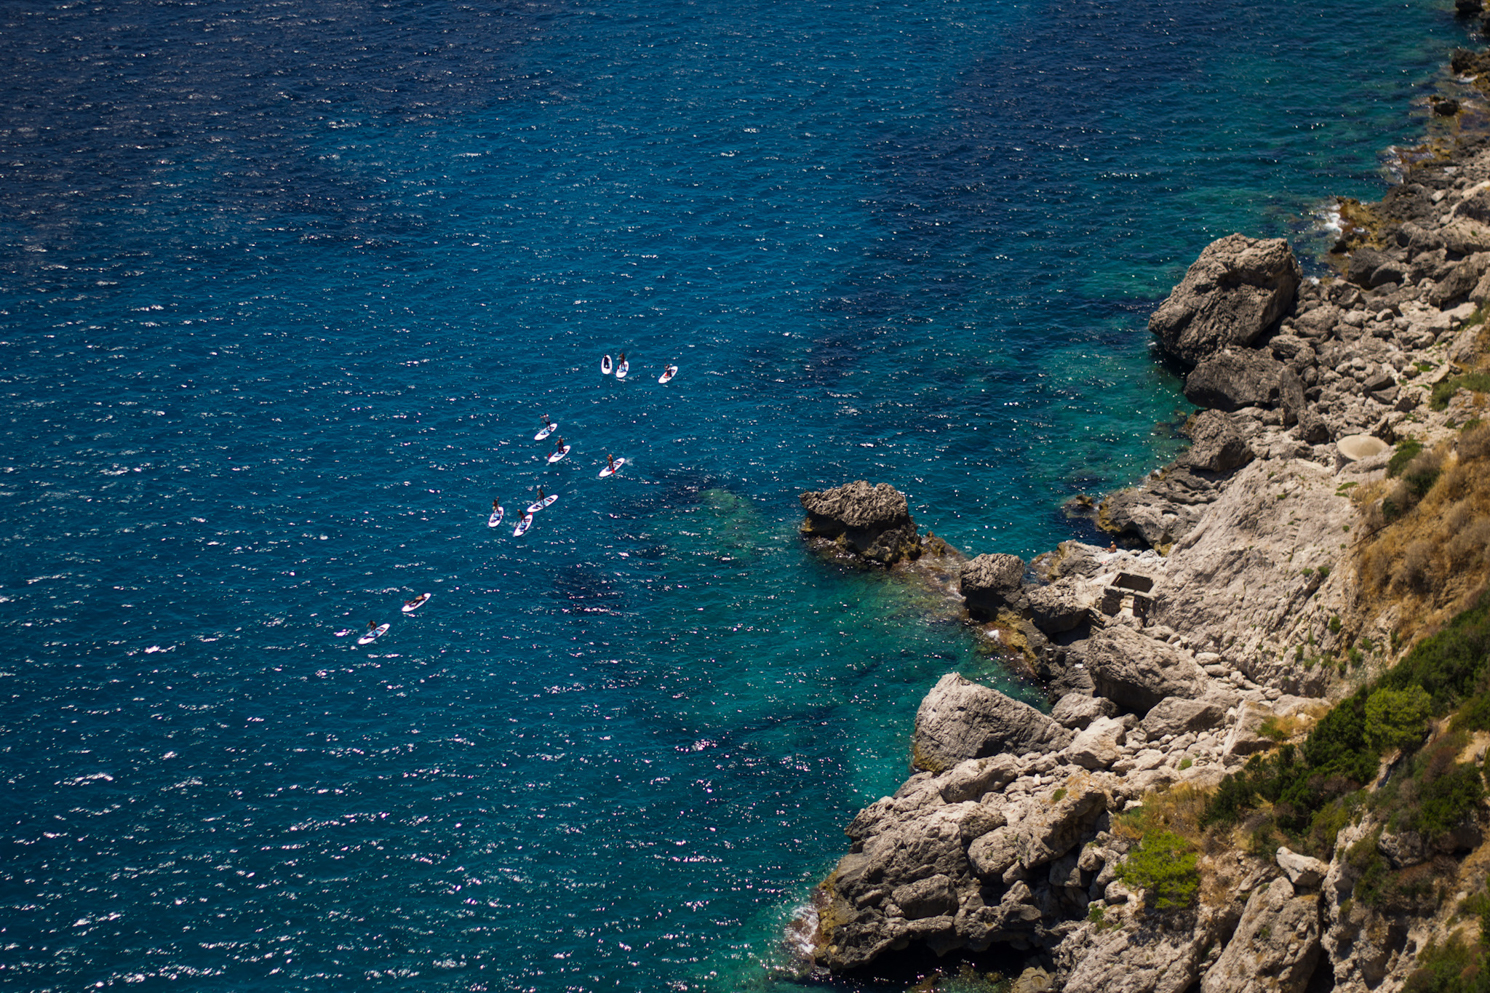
<box><xmin>658</xmin><ymin>365</ymin><xmax>678</xmax><ymax>384</ymax></box>
<box><xmin>535</xmin><ymin>422</ymin><xmax>557</xmax><ymax>441</ymax></box>
<box><xmin>357</xmin><ymin>623</ymin><xmax>390</xmax><ymax>645</ymax></box>
<box><xmin>548</xmin><ymin>444</ymin><xmax>571</xmax><ymax>464</ymax></box>
<box><xmin>488</xmin><ymin>505</ymin><xmax>505</xmax><ymax>528</ymax></box>
<box><xmin>513</xmin><ymin>513</ymin><xmax>534</xmax><ymax>537</ymax></box>
<box><xmin>402</xmin><ymin>593</ymin><xmax>432</xmax><ymax>614</ymax></box>
<box><xmin>526</xmin><ymin>493</ymin><xmax>559</xmax><ymax>514</ymax></box>
<box><xmin>615</xmin><ymin>360</ymin><xmax>629</xmax><ymax>380</ymax></box>
<box><xmin>598</xmin><ymin>457</ymin><xmax>627</xmax><ymax>478</ymax></box>
<box><xmin>601</xmin><ymin>355</ymin><xmax>613</xmax><ymax>375</ymax></box>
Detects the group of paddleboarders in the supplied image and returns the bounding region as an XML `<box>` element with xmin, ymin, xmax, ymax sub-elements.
<box><xmin>349</xmin><ymin>589</ymin><xmax>431</xmax><ymax>645</ymax></box>
<box><xmin>350</xmin><ymin>359</ymin><xmax>678</xmax><ymax>644</ymax></box>
<box><xmin>601</xmin><ymin>350</ymin><xmax>679</xmax><ymax>386</ymax></box>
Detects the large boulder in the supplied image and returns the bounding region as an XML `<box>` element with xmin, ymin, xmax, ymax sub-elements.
<box><xmin>800</xmin><ymin>480</ymin><xmax>921</xmax><ymax>566</ymax></box>
<box><xmin>1027</xmin><ymin>580</ymin><xmax>1092</xmax><ymax>633</ymax></box>
<box><xmin>1177</xmin><ymin>410</ymin><xmax>1254</xmax><ymax>474</ymax></box>
<box><xmin>1427</xmin><ymin>252</ymin><xmax>1490</xmax><ymax>308</ymax></box>
<box><xmin>1141</xmin><ymin>696</ymin><xmax>1229</xmax><ymax>739</ymax></box>
<box><xmin>1051</xmin><ymin>691</ymin><xmax>1119</xmax><ymax>731</ymax></box>
<box><xmin>1345</xmin><ymin>246</ymin><xmax>1406</xmax><ymax>289</ymax></box>
<box><xmin>960</xmin><ymin>553</ymin><xmax>1028</xmax><ymax>615</ymax></box>
<box><xmin>1200</xmin><ymin>878</ymin><xmax>1320</xmax><ymax>993</ymax></box>
<box><xmin>1183</xmin><ymin>348</ymin><xmax>1289</xmax><ymax>412</ymax></box>
<box><xmin>1063</xmin><ymin>716</ymin><xmax>1126</xmax><ymax>771</ymax></box>
<box><xmin>1060</xmin><ymin>920</ymin><xmax>1214</xmax><ymax>993</ymax></box>
<box><xmin>1084</xmin><ymin>625</ymin><xmax>1207</xmax><ymax>715</ymax></box>
<box><xmin>912</xmin><ymin>673</ymin><xmax>1073</xmax><ymax>771</ymax></box>
<box><xmin>1275</xmin><ymin>848</ymin><xmax>1327</xmax><ymax>890</ymax></box>
<box><xmin>1150</xmin><ymin>234</ymin><xmax>1302</xmax><ymax>366</ymax></box>
<box><xmin>1100</xmin><ymin>480</ymin><xmax>1211</xmax><ymax>550</ymax></box>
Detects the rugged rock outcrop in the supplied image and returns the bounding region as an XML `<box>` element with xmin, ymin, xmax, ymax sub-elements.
<box><xmin>1083</xmin><ymin>625</ymin><xmax>1207</xmax><ymax>715</ymax></box>
<box><xmin>1200</xmin><ymin>878</ymin><xmax>1321</xmax><ymax>993</ymax></box>
<box><xmin>1150</xmin><ymin>234</ymin><xmax>1302</xmax><ymax>366</ymax></box>
<box><xmin>960</xmin><ymin>553</ymin><xmax>1028</xmax><ymax>616</ymax></box>
<box><xmin>1178</xmin><ymin>410</ymin><xmax>1255</xmax><ymax>474</ymax></box>
<box><xmin>799</xmin><ymin>480</ymin><xmax>921</xmax><ymax>566</ymax></box>
<box><xmin>1183</xmin><ymin>348</ymin><xmax>1290</xmax><ymax>412</ymax></box>
<box><xmin>912</xmin><ymin>673</ymin><xmax>1073</xmax><ymax>771</ymax></box>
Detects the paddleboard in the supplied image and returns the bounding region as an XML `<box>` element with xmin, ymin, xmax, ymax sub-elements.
<box><xmin>527</xmin><ymin>493</ymin><xmax>559</xmax><ymax>513</ymax></box>
<box><xmin>598</xmin><ymin>457</ymin><xmax>628</xmax><ymax>478</ymax></box>
<box><xmin>601</xmin><ymin>355</ymin><xmax>613</xmax><ymax>375</ymax></box>
<box><xmin>658</xmin><ymin>365</ymin><xmax>678</xmax><ymax>384</ymax></box>
<box><xmin>513</xmin><ymin>513</ymin><xmax>534</xmax><ymax>537</ymax></box>
<box><xmin>357</xmin><ymin>623</ymin><xmax>390</xmax><ymax>645</ymax></box>
<box><xmin>547</xmin><ymin>444</ymin><xmax>571</xmax><ymax>464</ymax></box>
<box><xmin>402</xmin><ymin>593</ymin><xmax>432</xmax><ymax>614</ymax></box>
<box><xmin>615</xmin><ymin>359</ymin><xmax>629</xmax><ymax>380</ymax></box>
<box><xmin>488</xmin><ymin>505</ymin><xmax>505</xmax><ymax>528</ymax></box>
<box><xmin>534</xmin><ymin>422</ymin><xmax>557</xmax><ymax>441</ymax></box>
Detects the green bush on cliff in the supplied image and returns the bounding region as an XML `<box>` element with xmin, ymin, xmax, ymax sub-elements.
<box><xmin>1430</xmin><ymin>372</ymin><xmax>1490</xmax><ymax>412</ymax></box>
<box><xmin>1415</xmin><ymin>764</ymin><xmax>1485</xmax><ymax>837</ymax></box>
<box><xmin>1114</xmin><ymin>830</ymin><xmax>1198</xmax><ymax>910</ymax></box>
<box><xmin>1364</xmin><ymin>685</ymin><xmax>1433</xmax><ymax>753</ymax></box>
<box><xmin>1380</xmin><ymin>594</ymin><xmax>1490</xmax><ymax>711</ymax></box>
<box><xmin>1404</xmin><ymin>932</ymin><xmax>1490</xmax><ymax>993</ymax></box>
<box><xmin>1389</xmin><ymin>438</ymin><xmax>1425</xmax><ymax>477</ymax></box>
<box><xmin>1203</xmin><ymin>592</ymin><xmax>1490</xmax><ymax>853</ymax></box>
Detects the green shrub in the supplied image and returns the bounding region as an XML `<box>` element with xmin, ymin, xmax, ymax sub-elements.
<box><xmin>1259</xmin><ymin>716</ymin><xmax>1290</xmax><ymax>742</ymax></box>
<box><xmin>1415</xmin><ymin>764</ymin><xmax>1485</xmax><ymax>837</ymax></box>
<box><xmin>1203</xmin><ymin>594</ymin><xmax>1490</xmax><ymax>853</ymax></box>
<box><xmin>1307</xmin><ymin>793</ymin><xmax>1363</xmax><ymax>852</ymax></box>
<box><xmin>1365</xmin><ymin>685</ymin><xmax>1433</xmax><ymax>753</ymax></box>
<box><xmin>1389</xmin><ymin>438</ymin><xmax>1426</xmax><ymax>477</ymax></box>
<box><xmin>1404</xmin><ymin>452</ymin><xmax>1445</xmax><ymax>499</ymax></box>
<box><xmin>1381</xmin><ymin>594</ymin><xmax>1490</xmax><ymax>711</ymax></box>
<box><xmin>1452</xmin><ymin>691</ymin><xmax>1490</xmax><ymax>733</ymax></box>
<box><xmin>1403</xmin><ymin>932</ymin><xmax>1490</xmax><ymax>993</ymax></box>
<box><xmin>1462</xmin><ymin>890</ymin><xmax>1490</xmax><ymax>941</ymax></box>
<box><xmin>1115</xmin><ymin>830</ymin><xmax>1199</xmax><ymax>910</ymax></box>
<box><xmin>1431</xmin><ymin>372</ymin><xmax>1490</xmax><ymax>412</ymax></box>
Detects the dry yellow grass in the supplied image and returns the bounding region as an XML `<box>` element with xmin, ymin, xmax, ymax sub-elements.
<box><xmin>1352</xmin><ymin>421</ymin><xmax>1490</xmax><ymax>643</ymax></box>
<box><xmin>1112</xmin><ymin>782</ymin><xmax>1212</xmax><ymax>848</ymax></box>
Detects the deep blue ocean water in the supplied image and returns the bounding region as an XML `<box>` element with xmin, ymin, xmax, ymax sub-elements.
<box><xmin>0</xmin><ymin>1</ymin><xmax>1474</xmax><ymax>989</ymax></box>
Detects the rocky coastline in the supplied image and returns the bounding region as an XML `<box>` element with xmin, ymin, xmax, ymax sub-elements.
<box><xmin>791</xmin><ymin>45</ymin><xmax>1490</xmax><ymax>993</ymax></box>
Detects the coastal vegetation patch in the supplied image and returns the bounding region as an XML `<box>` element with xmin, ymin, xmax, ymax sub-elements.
<box><xmin>1201</xmin><ymin>592</ymin><xmax>1490</xmax><ymax>894</ymax></box>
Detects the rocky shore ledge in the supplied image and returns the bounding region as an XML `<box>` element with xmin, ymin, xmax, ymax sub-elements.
<box><xmin>792</xmin><ymin>54</ymin><xmax>1490</xmax><ymax>993</ymax></box>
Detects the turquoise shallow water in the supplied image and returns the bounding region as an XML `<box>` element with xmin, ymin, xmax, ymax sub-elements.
<box><xmin>0</xmin><ymin>0</ymin><xmax>1475</xmax><ymax>989</ymax></box>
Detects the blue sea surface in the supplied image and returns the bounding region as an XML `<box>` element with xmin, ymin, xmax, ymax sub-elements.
<box><xmin>0</xmin><ymin>1</ymin><xmax>1473</xmax><ymax>989</ymax></box>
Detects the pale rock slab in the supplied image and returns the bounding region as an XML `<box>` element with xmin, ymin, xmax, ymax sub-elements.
<box><xmin>1201</xmin><ymin>878</ymin><xmax>1321</xmax><ymax>993</ymax></box>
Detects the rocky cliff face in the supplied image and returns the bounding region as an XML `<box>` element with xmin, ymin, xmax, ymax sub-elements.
<box><xmin>799</xmin><ymin>55</ymin><xmax>1490</xmax><ymax>993</ymax></box>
